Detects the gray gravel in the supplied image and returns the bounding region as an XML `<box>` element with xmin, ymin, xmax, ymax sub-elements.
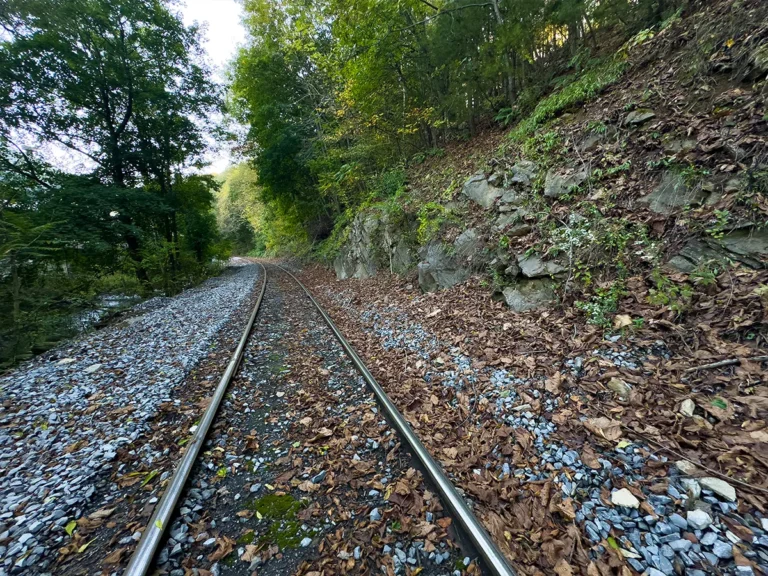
<box><xmin>321</xmin><ymin>284</ymin><xmax>768</xmax><ymax>576</ymax></box>
<box><xmin>0</xmin><ymin>264</ymin><xmax>259</xmax><ymax>574</ymax></box>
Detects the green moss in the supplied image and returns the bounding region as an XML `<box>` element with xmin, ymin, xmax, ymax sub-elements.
<box><xmin>246</xmin><ymin>494</ymin><xmax>308</xmax><ymax>550</ymax></box>
<box><xmin>261</xmin><ymin>519</ymin><xmax>304</xmax><ymax>549</ymax></box>
<box><xmin>511</xmin><ymin>57</ymin><xmax>628</xmax><ymax>141</ymax></box>
<box><xmin>237</xmin><ymin>530</ymin><xmax>256</xmax><ymax>545</ymax></box>
<box><xmin>247</xmin><ymin>494</ymin><xmax>302</xmax><ymax>519</ymax></box>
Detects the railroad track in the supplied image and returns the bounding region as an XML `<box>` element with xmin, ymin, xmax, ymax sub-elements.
<box><xmin>124</xmin><ymin>262</ymin><xmax>517</xmax><ymax>576</ymax></box>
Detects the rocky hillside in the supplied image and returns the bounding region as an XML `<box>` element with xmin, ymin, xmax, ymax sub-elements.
<box><xmin>332</xmin><ymin>0</ymin><xmax>767</xmax><ymax>318</ymax></box>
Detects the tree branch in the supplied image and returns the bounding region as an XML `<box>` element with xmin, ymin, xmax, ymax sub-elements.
<box><xmin>395</xmin><ymin>2</ymin><xmax>493</xmax><ymax>32</ymax></box>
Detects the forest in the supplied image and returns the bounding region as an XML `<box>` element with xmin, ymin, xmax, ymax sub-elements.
<box><xmin>229</xmin><ymin>0</ymin><xmax>682</xmax><ymax>256</ymax></box>
<box><xmin>0</xmin><ymin>0</ymin><xmax>689</xmax><ymax>366</ymax></box>
<box><xmin>0</xmin><ymin>0</ymin><xmax>227</xmax><ymax>365</ymax></box>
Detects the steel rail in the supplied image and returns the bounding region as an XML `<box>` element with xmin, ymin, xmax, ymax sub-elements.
<box><xmin>124</xmin><ymin>263</ymin><xmax>268</xmax><ymax>576</ymax></box>
<box><xmin>274</xmin><ymin>263</ymin><xmax>518</xmax><ymax>576</ymax></box>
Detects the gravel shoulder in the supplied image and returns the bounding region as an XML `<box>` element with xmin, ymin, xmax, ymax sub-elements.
<box><xmin>154</xmin><ymin>265</ymin><xmax>473</xmax><ymax>576</ymax></box>
<box><xmin>297</xmin><ymin>264</ymin><xmax>768</xmax><ymax>576</ymax></box>
<box><xmin>0</xmin><ymin>263</ymin><xmax>262</xmax><ymax>575</ymax></box>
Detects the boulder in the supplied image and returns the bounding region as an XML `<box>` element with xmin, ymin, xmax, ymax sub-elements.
<box><xmin>544</xmin><ymin>167</ymin><xmax>589</xmax><ymax>198</ymax></box>
<box><xmin>667</xmin><ymin>227</ymin><xmax>768</xmax><ymax>273</ymax></box>
<box><xmin>462</xmin><ymin>171</ymin><xmax>503</xmax><ymax>209</ymax></box>
<box><xmin>417</xmin><ymin>243</ymin><xmax>471</xmax><ymax>292</ymax></box>
<box><xmin>625</xmin><ymin>109</ymin><xmax>656</xmax><ymax>125</ymax></box>
<box><xmin>640</xmin><ymin>171</ymin><xmax>708</xmax><ymax>215</ymax></box>
<box><xmin>453</xmin><ymin>228</ymin><xmax>482</xmax><ymax>260</ymax></box>
<box><xmin>663</xmin><ymin>138</ymin><xmax>698</xmax><ymax>155</ymax></box>
<box><xmin>499</xmin><ymin>189</ymin><xmax>526</xmax><ymax>208</ymax></box>
<box><xmin>718</xmin><ymin>227</ymin><xmax>768</xmax><ymax>262</ymax></box>
<box><xmin>508</xmin><ymin>160</ymin><xmax>538</xmax><ymax>186</ymax></box>
<box><xmin>517</xmin><ymin>254</ymin><xmax>566</xmax><ymax>278</ymax></box>
<box><xmin>502</xmin><ymin>279</ymin><xmax>557</xmax><ymax>312</ymax></box>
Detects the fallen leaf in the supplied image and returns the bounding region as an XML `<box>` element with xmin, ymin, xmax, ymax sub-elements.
<box><xmin>584</xmin><ymin>417</ymin><xmax>622</xmax><ymax>441</ymax></box>
<box><xmin>554</xmin><ymin>559</ymin><xmax>574</xmax><ymax>576</ymax></box>
<box><xmin>298</xmin><ymin>481</ymin><xmax>319</xmax><ymax>492</ymax></box>
<box><xmin>77</xmin><ymin>538</ymin><xmax>96</xmax><ymax>554</ymax></box>
<box><xmin>208</xmin><ymin>536</ymin><xmax>235</xmax><ymax>562</ymax></box>
<box><xmin>613</xmin><ymin>314</ymin><xmax>632</xmax><ymax>329</ymax></box>
<box><xmin>104</xmin><ymin>548</ymin><xmax>126</xmax><ymax>564</ymax></box>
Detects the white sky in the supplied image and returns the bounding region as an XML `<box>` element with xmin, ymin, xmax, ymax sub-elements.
<box><xmin>179</xmin><ymin>0</ymin><xmax>247</xmax><ymax>173</ymax></box>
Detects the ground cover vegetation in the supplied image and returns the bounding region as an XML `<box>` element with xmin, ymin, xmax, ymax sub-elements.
<box><xmin>0</xmin><ymin>0</ymin><xmax>227</xmax><ymax>366</ymax></box>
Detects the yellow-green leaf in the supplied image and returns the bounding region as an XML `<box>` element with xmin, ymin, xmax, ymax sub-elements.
<box><xmin>155</xmin><ymin>519</ymin><xmax>163</xmax><ymax>530</ymax></box>
<box><xmin>141</xmin><ymin>469</ymin><xmax>159</xmax><ymax>487</ymax></box>
<box><xmin>256</xmin><ymin>511</ymin><xmax>263</xmax><ymax>520</ymax></box>
<box><xmin>65</xmin><ymin>520</ymin><xmax>77</xmax><ymax>536</ymax></box>
<box><xmin>78</xmin><ymin>538</ymin><xmax>96</xmax><ymax>553</ymax></box>
<box><xmin>265</xmin><ymin>484</ymin><xmax>274</xmax><ymax>490</ymax></box>
<box><xmin>616</xmin><ymin>440</ymin><xmax>631</xmax><ymax>449</ymax></box>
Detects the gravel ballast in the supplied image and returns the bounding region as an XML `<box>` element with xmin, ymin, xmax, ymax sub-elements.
<box><xmin>0</xmin><ymin>264</ymin><xmax>260</xmax><ymax>574</ymax></box>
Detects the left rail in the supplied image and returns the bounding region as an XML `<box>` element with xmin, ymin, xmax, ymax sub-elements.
<box><xmin>124</xmin><ymin>262</ymin><xmax>268</xmax><ymax>576</ymax></box>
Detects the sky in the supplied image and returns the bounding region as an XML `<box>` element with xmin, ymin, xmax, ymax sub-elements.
<box><xmin>179</xmin><ymin>0</ymin><xmax>247</xmax><ymax>173</ymax></box>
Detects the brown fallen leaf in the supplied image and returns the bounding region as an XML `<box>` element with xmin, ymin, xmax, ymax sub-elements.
<box><xmin>442</xmin><ymin>447</ymin><xmax>458</xmax><ymax>459</ymax></box>
<box><xmin>581</xmin><ymin>445</ymin><xmax>601</xmax><ymax>470</ymax></box>
<box><xmin>240</xmin><ymin>544</ymin><xmax>259</xmax><ymax>563</ymax></box>
<box><xmin>298</xmin><ymin>480</ymin><xmax>319</xmax><ymax>492</ymax></box>
<box><xmin>208</xmin><ymin>536</ymin><xmax>235</xmax><ymax>562</ymax></box>
<box><xmin>88</xmin><ymin>507</ymin><xmax>116</xmax><ymax>520</ymax></box>
<box><xmin>584</xmin><ymin>417</ymin><xmax>622</xmax><ymax>442</ymax></box>
<box><xmin>104</xmin><ymin>547</ymin><xmax>126</xmax><ymax>564</ymax></box>
<box><xmin>554</xmin><ymin>558</ymin><xmax>574</xmax><ymax>576</ymax></box>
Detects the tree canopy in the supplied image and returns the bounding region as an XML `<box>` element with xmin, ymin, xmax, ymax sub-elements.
<box><xmin>0</xmin><ymin>0</ymin><xmax>226</xmax><ymax>365</ymax></box>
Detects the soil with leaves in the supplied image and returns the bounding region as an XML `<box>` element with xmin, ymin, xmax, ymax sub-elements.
<box><xmin>296</xmin><ymin>260</ymin><xmax>768</xmax><ymax>576</ymax></box>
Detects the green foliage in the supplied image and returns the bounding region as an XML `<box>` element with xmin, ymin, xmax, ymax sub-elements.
<box><xmin>229</xmin><ymin>0</ymin><xmax>677</xmax><ymax>257</ymax></box>
<box><xmin>648</xmin><ymin>270</ymin><xmax>693</xmax><ymax>315</ymax></box>
<box><xmin>417</xmin><ymin>202</ymin><xmax>451</xmax><ymax>245</ymax></box>
<box><xmin>512</xmin><ymin>58</ymin><xmax>628</xmax><ymax>141</ymax></box>
<box><xmin>706</xmin><ymin>209</ymin><xmax>730</xmax><ymax>239</ymax></box>
<box><xmin>575</xmin><ymin>281</ymin><xmax>627</xmax><ymax>329</ymax></box>
<box><xmin>521</xmin><ymin>131</ymin><xmax>563</xmax><ymax>166</ymax></box>
<box><xmin>0</xmin><ymin>1</ymin><xmax>225</xmax><ymax>367</ymax></box>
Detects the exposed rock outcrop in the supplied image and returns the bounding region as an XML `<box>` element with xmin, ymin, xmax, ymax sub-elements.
<box><xmin>668</xmin><ymin>226</ymin><xmax>768</xmax><ymax>272</ymax></box>
<box><xmin>333</xmin><ymin>211</ymin><xmax>415</xmax><ymax>279</ymax></box>
<box><xmin>417</xmin><ymin>242</ymin><xmax>471</xmax><ymax>293</ymax></box>
<box><xmin>462</xmin><ymin>171</ymin><xmax>503</xmax><ymax>209</ymax></box>
<box><xmin>640</xmin><ymin>172</ymin><xmax>713</xmax><ymax>215</ymax></box>
<box><xmin>544</xmin><ymin>167</ymin><xmax>589</xmax><ymax>198</ymax></box>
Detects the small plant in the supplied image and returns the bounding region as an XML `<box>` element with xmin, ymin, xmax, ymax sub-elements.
<box><xmin>648</xmin><ymin>270</ymin><xmax>693</xmax><ymax>315</ymax></box>
<box><xmin>706</xmin><ymin>210</ymin><xmax>730</xmax><ymax>239</ymax></box>
<box><xmin>522</xmin><ymin>130</ymin><xmax>563</xmax><ymax>165</ymax></box>
<box><xmin>494</xmin><ymin>107</ymin><xmax>518</xmax><ymax>126</ymax></box>
<box><xmin>575</xmin><ymin>281</ymin><xmax>627</xmax><ymax>329</ymax></box>
<box><xmin>690</xmin><ymin>260</ymin><xmax>723</xmax><ymax>287</ymax></box>
<box><xmin>587</xmin><ymin>120</ymin><xmax>607</xmax><ymax>135</ymax></box>
<box><xmin>417</xmin><ymin>202</ymin><xmax>451</xmax><ymax>245</ymax></box>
